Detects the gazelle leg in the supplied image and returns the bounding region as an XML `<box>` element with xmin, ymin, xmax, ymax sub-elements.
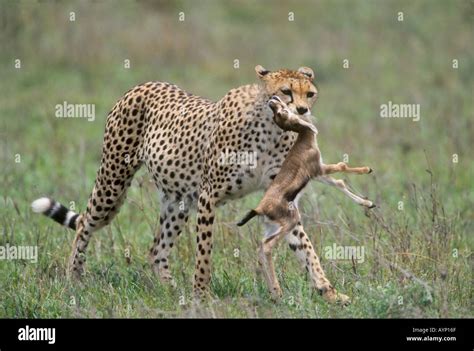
<box><xmin>259</xmin><ymin>221</ymin><xmax>294</xmax><ymax>300</ymax></box>
<box><xmin>259</xmin><ymin>236</ymin><xmax>282</xmax><ymax>300</ymax></box>
<box><xmin>322</xmin><ymin>162</ymin><xmax>372</xmax><ymax>175</ymax></box>
<box><xmin>317</xmin><ymin>176</ymin><xmax>375</xmax><ymax>208</ymax></box>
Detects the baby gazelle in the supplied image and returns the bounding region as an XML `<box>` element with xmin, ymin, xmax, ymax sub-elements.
<box><xmin>237</xmin><ymin>96</ymin><xmax>375</xmax><ymax>304</ymax></box>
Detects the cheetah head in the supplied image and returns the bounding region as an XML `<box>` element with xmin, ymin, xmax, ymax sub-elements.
<box><xmin>255</xmin><ymin>65</ymin><xmax>318</xmax><ymax>116</ymax></box>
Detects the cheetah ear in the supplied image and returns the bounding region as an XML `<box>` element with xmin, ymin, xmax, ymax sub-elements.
<box><xmin>255</xmin><ymin>65</ymin><xmax>271</xmax><ymax>79</ymax></box>
<box><xmin>297</xmin><ymin>66</ymin><xmax>315</xmax><ymax>81</ymax></box>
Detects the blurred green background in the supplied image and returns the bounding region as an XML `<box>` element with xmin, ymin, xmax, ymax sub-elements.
<box><xmin>0</xmin><ymin>0</ymin><xmax>472</xmax><ymax>318</ymax></box>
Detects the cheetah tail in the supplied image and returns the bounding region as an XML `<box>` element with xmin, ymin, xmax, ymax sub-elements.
<box><xmin>237</xmin><ymin>209</ymin><xmax>258</xmax><ymax>226</ymax></box>
<box><xmin>31</xmin><ymin>197</ymin><xmax>79</xmax><ymax>230</ymax></box>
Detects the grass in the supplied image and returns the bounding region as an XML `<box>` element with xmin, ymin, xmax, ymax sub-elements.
<box><xmin>0</xmin><ymin>0</ymin><xmax>472</xmax><ymax>318</ymax></box>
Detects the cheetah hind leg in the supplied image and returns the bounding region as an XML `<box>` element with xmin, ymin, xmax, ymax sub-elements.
<box><xmin>67</xmin><ymin>215</ymin><xmax>87</xmax><ymax>280</ymax></box>
<box><xmin>149</xmin><ymin>199</ymin><xmax>189</xmax><ymax>287</ymax></box>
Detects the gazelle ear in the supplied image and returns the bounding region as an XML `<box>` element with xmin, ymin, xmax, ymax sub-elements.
<box><xmin>297</xmin><ymin>66</ymin><xmax>315</xmax><ymax>81</ymax></box>
<box><xmin>300</xmin><ymin>119</ymin><xmax>318</xmax><ymax>135</ymax></box>
<box><xmin>255</xmin><ymin>65</ymin><xmax>271</xmax><ymax>79</ymax></box>
<box><xmin>285</xmin><ymin>114</ymin><xmax>318</xmax><ymax>135</ymax></box>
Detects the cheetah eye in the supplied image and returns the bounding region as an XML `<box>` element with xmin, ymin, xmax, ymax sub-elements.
<box><xmin>307</xmin><ymin>92</ymin><xmax>315</xmax><ymax>98</ymax></box>
<box><xmin>281</xmin><ymin>89</ymin><xmax>292</xmax><ymax>96</ymax></box>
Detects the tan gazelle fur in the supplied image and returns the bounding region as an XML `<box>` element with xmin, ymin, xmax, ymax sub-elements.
<box><xmin>238</xmin><ymin>96</ymin><xmax>375</xmax><ymax>304</ymax></box>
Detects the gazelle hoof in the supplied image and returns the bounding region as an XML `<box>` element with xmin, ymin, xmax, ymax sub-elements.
<box><xmin>337</xmin><ymin>293</ymin><xmax>351</xmax><ymax>306</ymax></box>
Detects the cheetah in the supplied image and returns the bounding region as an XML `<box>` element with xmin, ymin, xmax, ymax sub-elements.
<box><xmin>32</xmin><ymin>65</ymin><xmax>347</xmax><ymax>303</ymax></box>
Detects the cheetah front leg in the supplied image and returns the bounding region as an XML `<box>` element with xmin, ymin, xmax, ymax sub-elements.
<box><xmin>286</xmin><ymin>224</ymin><xmax>350</xmax><ymax>305</ymax></box>
<box><xmin>193</xmin><ymin>187</ymin><xmax>216</xmax><ymax>300</ymax></box>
